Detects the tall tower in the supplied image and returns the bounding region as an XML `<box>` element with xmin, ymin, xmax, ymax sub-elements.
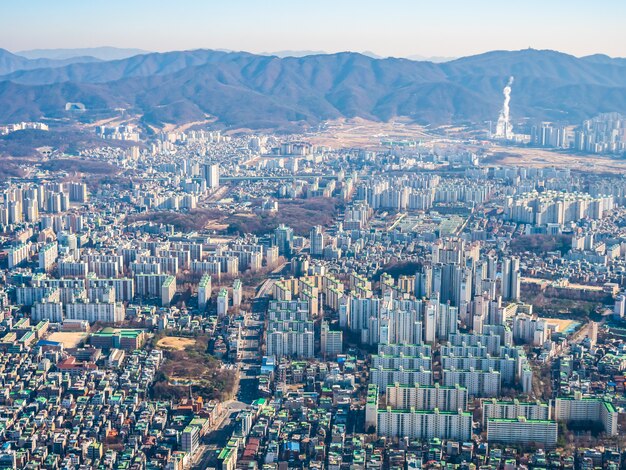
<box><xmin>309</xmin><ymin>225</ymin><xmax>325</xmax><ymax>257</ymax></box>
<box><xmin>501</xmin><ymin>257</ymin><xmax>520</xmax><ymax>301</ymax></box>
<box><xmin>202</xmin><ymin>163</ymin><xmax>220</xmax><ymax>190</ymax></box>
<box><xmin>423</xmin><ymin>300</ymin><xmax>438</xmax><ymax>343</ymax></box>
<box><xmin>274</xmin><ymin>224</ymin><xmax>294</xmax><ymax>257</ymax></box>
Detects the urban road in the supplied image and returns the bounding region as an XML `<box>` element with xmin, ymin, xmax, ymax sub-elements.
<box><xmin>192</xmin><ymin>302</ymin><xmax>265</xmax><ymax>469</ymax></box>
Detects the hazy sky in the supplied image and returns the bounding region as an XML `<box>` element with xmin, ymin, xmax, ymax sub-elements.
<box><xmin>2</xmin><ymin>0</ymin><xmax>625</xmax><ymax>58</ymax></box>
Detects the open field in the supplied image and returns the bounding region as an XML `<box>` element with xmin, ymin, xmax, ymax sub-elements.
<box><xmin>47</xmin><ymin>332</ymin><xmax>89</xmax><ymax>348</ymax></box>
<box><xmin>161</xmin><ymin>118</ymin><xmax>217</xmax><ymax>133</ymax></box>
<box><xmin>303</xmin><ymin>118</ymin><xmax>626</xmax><ymax>174</ymax></box>
<box><xmin>156</xmin><ymin>336</ymin><xmax>197</xmax><ymax>351</ymax></box>
<box><xmin>307</xmin><ymin>117</ymin><xmax>433</xmax><ymax>148</ymax></box>
<box><xmin>542</xmin><ymin>318</ymin><xmax>580</xmax><ymax>335</ymax></box>
<box><xmin>485</xmin><ymin>145</ymin><xmax>626</xmax><ymax>174</ymax></box>
<box><xmin>205</xmin><ymin>221</ymin><xmax>230</xmax><ymax>231</ymax></box>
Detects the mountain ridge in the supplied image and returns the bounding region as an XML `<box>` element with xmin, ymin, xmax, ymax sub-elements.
<box><xmin>16</xmin><ymin>47</ymin><xmax>149</xmax><ymax>61</ymax></box>
<box><xmin>1</xmin><ymin>48</ymin><xmax>625</xmax><ymax>129</ymax></box>
<box><xmin>0</xmin><ymin>48</ymin><xmax>102</xmax><ymax>76</ymax></box>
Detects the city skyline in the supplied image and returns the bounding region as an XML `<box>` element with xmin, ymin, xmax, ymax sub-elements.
<box><xmin>2</xmin><ymin>0</ymin><xmax>626</xmax><ymax>58</ymax></box>
<box><xmin>1</xmin><ymin>2</ymin><xmax>626</xmax><ymax>467</ymax></box>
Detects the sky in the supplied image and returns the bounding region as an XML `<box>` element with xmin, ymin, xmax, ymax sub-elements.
<box><xmin>1</xmin><ymin>0</ymin><xmax>625</xmax><ymax>58</ymax></box>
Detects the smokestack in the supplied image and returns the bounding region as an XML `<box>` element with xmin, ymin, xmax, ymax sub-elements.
<box><xmin>494</xmin><ymin>76</ymin><xmax>515</xmax><ymax>140</ymax></box>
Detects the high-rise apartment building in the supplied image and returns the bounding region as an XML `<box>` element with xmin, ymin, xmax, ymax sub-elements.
<box><xmin>501</xmin><ymin>257</ymin><xmax>520</xmax><ymax>301</ymax></box>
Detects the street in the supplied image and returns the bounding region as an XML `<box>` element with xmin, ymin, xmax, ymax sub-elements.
<box><xmin>192</xmin><ymin>302</ymin><xmax>265</xmax><ymax>468</ymax></box>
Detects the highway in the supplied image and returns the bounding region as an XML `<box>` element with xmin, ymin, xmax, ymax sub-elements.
<box><xmin>256</xmin><ymin>279</ymin><xmax>275</xmax><ymax>299</ymax></box>
<box><xmin>254</xmin><ymin>261</ymin><xmax>288</xmax><ymax>299</ymax></box>
<box><xmin>203</xmin><ymin>184</ymin><xmax>230</xmax><ymax>203</ymax></box>
<box><xmin>221</xmin><ymin>174</ymin><xmax>332</xmax><ymax>182</ymax></box>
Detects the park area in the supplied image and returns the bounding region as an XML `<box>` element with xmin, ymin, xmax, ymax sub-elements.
<box><xmin>151</xmin><ymin>334</ymin><xmax>238</xmax><ymax>401</ymax></box>
<box><xmin>156</xmin><ymin>336</ymin><xmax>197</xmax><ymax>351</ymax></box>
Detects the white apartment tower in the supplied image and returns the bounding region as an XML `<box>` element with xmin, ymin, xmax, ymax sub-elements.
<box><xmin>198</xmin><ymin>274</ymin><xmax>211</xmax><ymax>311</ymax></box>
<box><xmin>310</xmin><ymin>225</ymin><xmax>325</xmax><ymax>257</ymax></box>
<box><xmin>203</xmin><ymin>163</ymin><xmax>220</xmax><ymax>190</ymax></box>
<box><xmin>501</xmin><ymin>256</ymin><xmax>520</xmax><ymax>301</ymax></box>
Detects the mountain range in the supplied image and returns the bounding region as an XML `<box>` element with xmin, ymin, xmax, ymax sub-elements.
<box><xmin>0</xmin><ymin>49</ymin><xmax>101</xmax><ymax>75</ymax></box>
<box><xmin>15</xmin><ymin>47</ymin><xmax>150</xmax><ymax>61</ymax></box>
<box><xmin>0</xmin><ymin>48</ymin><xmax>625</xmax><ymax>129</ymax></box>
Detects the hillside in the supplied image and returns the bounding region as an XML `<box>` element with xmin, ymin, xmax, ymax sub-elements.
<box><xmin>0</xmin><ymin>48</ymin><xmax>625</xmax><ymax>129</ymax></box>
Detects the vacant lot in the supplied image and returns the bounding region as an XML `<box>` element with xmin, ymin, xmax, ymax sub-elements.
<box><xmin>486</xmin><ymin>145</ymin><xmax>626</xmax><ymax>174</ymax></box>
<box><xmin>307</xmin><ymin>117</ymin><xmax>432</xmax><ymax>149</ymax></box>
<box><xmin>156</xmin><ymin>336</ymin><xmax>197</xmax><ymax>351</ymax></box>
<box><xmin>543</xmin><ymin>318</ymin><xmax>579</xmax><ymax>335</ymax></box>
<box><xmin>47</xmin><ymin>332</ymin><xmax>89</xmax><ymax>348</ymax></box>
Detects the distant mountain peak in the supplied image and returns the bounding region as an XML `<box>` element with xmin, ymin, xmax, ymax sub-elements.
<box><xmin>16</xmin><ymin>47</ymin><xmax>149</xmax><ymax>61</ymax></box>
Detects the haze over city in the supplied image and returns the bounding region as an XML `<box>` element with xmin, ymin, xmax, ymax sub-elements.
<box><xmin>1</xmin><ymin>2</ymin><xmax>626</xmax><ymax>470</ymax></box>
<box><xmin>2</xmin><ymin>0</ymin><xmax>626</xmax><ymax>58</ymax></box>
